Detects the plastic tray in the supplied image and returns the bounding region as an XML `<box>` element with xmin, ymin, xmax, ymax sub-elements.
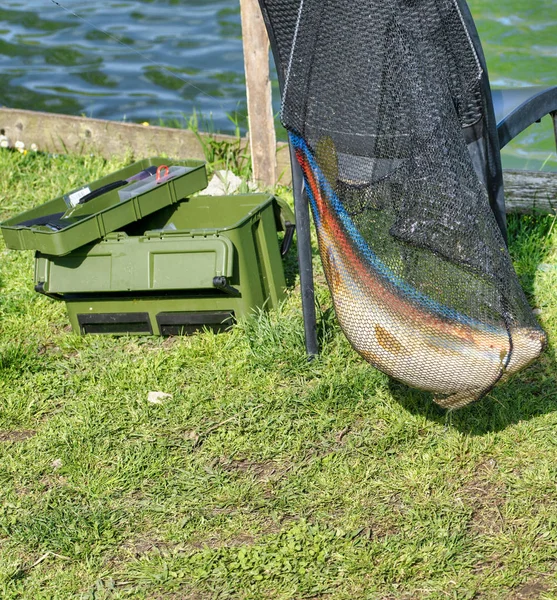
<box><xmin>1</xmin><ymin>157</ymin><xmax>207</xmax><ymax>256</ymax></box>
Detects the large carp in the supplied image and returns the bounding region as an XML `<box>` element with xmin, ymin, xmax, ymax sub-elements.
<box><xmin>291</xmin><ymin>133</ymin><xmax>545</xmax><ymax>409</ymax></box>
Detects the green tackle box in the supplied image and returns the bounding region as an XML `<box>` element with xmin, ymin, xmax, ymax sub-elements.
<box><xmin>33</xmin><ymin>193</ymin><xmax>295</xmax><ymax>335</ymax></box>
<box><xmin>1</xmin><ymin>157</ymin><xmax>208</xmax><ymax>256</ymax></box>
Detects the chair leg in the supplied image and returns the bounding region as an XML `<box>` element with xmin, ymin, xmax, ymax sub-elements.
<box><xmin>552</xmin><ymin>111</ymin><xmax>557</xmax><ymax>154</ymax></box>
<box><xmin>291</xmin><ymin>152</ymin><xmax>319</xmax><ymax>358</ymax></box>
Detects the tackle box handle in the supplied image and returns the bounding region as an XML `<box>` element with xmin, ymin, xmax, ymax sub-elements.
<box><xmin>274</xmin><ymin>197</ymin><xmax>296</xmax><ymax>257</ymax></box>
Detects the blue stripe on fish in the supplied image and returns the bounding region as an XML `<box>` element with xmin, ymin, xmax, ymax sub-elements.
<box><xmin>290</xmin><ymin>132</ymin><xmax>498</xmax><ymax>331</ymax></box>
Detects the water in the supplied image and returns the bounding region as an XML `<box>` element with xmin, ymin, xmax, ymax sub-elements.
<box><xmin>0</xmin><ymin>0</ymin><xmax>249</xmax><ymax>131</ymax></box>
<box><xmin>472</xmin><ymin>0</ymin><xmax>557</xmax><ymax>170</ymax></box>
<box><xmin>0</xmin><ymin>0</ymin><xmax>556</xmax><ymax>168</ymax></box>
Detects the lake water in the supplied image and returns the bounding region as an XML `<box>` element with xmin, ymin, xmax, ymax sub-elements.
<box><xmin>1</xmin><ymin>0</ymin><xmax>556</xmax><ymax>168</ymax></box>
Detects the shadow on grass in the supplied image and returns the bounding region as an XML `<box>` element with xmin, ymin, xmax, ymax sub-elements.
<box><xmin>282</xmin><ymin>236</ymin><xmax>299</xmax><ymax>290</ymax></box>
<box><xmin>387</xmin><ymin>350</ymin><xmax>557</xmax><ymax>435</ymax></box>
<box><xmin>387</xmin><ymin>213</ymin><xmax>557</xmax><ymax>435</ymax></box>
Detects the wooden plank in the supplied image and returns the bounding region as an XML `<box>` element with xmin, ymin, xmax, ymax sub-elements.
<box><xmin>0</xmin><ymin>107</ymin><xmax>291</xmax><ymax>185</ymax></box>
<box><xmin>0</xmin><ymin>107</ymin><xmax>219</xmax><ymax>162</ymax></box>
<box><xmin>503</xmin><ymin>170</ymin><xmax>557</xmax><ymax>214</ymax></box>
<box><xmin>240</xmin><ymin>0</ymin><xmax>277</xmax><ymax>188</ymax></box>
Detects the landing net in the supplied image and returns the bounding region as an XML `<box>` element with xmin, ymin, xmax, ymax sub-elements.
<box><xmin>261</xmin><ymin>0</ymin><xmax>546</xmax><ymax>408</ymax></box>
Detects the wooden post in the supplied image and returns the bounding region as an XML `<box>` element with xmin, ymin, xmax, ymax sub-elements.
<box><xmin>240</xmin><ymin>0</ymin><xmax>277</xmax><ymax>188</ymax></box>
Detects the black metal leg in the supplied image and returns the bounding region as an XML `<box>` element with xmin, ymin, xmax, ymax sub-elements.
<box><xmin>290</xmin><ymin>148</ymin><xmax>319</xmax><ymax>358</ymax></box>
<box><xmin>552</xmin><ymin>111</ymin><xmax>557</xmax><ymax>154</ymax></box>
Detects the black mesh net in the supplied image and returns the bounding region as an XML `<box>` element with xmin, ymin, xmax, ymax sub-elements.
<box><xmin>260</xmin><ymin>0</ymin><xmax>546</xmax><ymax>408</ymax></box>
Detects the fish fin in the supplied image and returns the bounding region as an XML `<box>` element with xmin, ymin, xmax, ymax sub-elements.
<box><xmin>374</xmin><ymin>324</ymin><xmax>409</xmax><ymax>356</ymax></box>
<box><xmin>433</xmin><ymin>388</ymin><xmax>484</xmax><ymax>410</ymax></box>
<box><xmin>422</xmin><ymin>333</ymin><xmax>476</xmax><ymax>357</ymax></box>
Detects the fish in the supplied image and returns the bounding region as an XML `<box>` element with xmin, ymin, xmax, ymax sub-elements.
<box><xmin>291</xmin><ymin>133</ymin><xmax>545</xmax><ymax>409</ymax></box>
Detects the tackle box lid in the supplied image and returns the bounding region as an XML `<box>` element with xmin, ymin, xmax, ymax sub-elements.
<box><xmin>1</xmin><ymin>157</ymin><xmax>207</xmax><ymax>256</ymax></box>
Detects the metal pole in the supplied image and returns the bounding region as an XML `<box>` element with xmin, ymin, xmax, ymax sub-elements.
<box><xmin>254</xmin><ymin>0</ymin><xmax>319</xmax><ymax>358</ymax></box>
<box><xmin>552</xmin><ymin>111</ymin><xmax>557</xmax><ymax>154</ymax></box>
<box><xmin>290</xmin><ymin>146</ymin><xmax>319</xmax><ymax>357</ymax></box>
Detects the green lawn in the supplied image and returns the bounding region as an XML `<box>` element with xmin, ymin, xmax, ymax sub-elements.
<box><xmin>1</xmin><ymin>148</ymin><xmax>557</xmax><ymax>599</ymax></box>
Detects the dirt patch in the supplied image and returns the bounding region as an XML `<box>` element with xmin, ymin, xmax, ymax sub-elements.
<box><xmin>124</xmin><ymin>529</ymin><xmax>262</xmax><ymax>558</ymax></box>
<box><xmin>218</xmin><ymin>458</ymin><xmax>287</xmax><ymax>482</ymax></box>
<box><xmin>465</xmin><ymin>479</ymin><xmax>505</xmax><ymax>535</ymax></box>
<box><xmin>0</xmin><ymin>430</ymin><xmax>36</xmax><ymax>443</ymax></box>
<box><xmin>147</xmin><ymin>591</ymin><xmax>205</xmax><ymax>600</ymax></box>
<box><xmin>181</xmin><ymin>533</ymin><xmax>259</xmax><ymax>552</ymax></box>
<box><xmin>476</xmin><ymin>458</ymin><xmax>498</xmax><ymax>474</ymax></box>
<box><xmin>380</xmin><ymin>595</ymin><xmax>421</xmax><ymax>600</ymax></box>
<box><xmin>39</xmin><ymin>475</ymin><xmax>67</xmax><ymax>490</ymax></box>
<box><xmin>461</xmin><ymin>461</ymin><xmax>506</xmax><ymax>536</ymax></box>
<box><xmin>223</xmin><ymin>533</ymin><xmax>257</xmax><ymax>547</ymax></box>
<box><xmin>161</xmin><ymin>336</ymin><xmax>179</xmax><ymax>349</ymax></box>
<box><xmin>16</xmin><ymin>474</ymin><xmax>67</xmax><ymax>497</ymax></box>
<box><xmin>472</xmin><ymin>554</ymin><xmax>505</xmax><ymax>576</ymax></box>
<box><xmin>37</xmin><ymin>342</ymin><xmax>63</xmax><ymax>356</ymax></box>
<box><xmin>211</xmin><ymin>506</ymin><xmax>237</xmax><ymax>517</ymax></box>
<box><xmin>122</xmin><ymin>536</ymin><xmax>176</xmax><ymax>557</ymax></box>
<box><xmin>356</xmin><ymin>493</ymin><xmax>404</xmax><ymax>540</ymax></box>
<box><xmin>509</xmin><ymin>579</ymin><xmax>550</xmax><ymax>599</ymax></box>
<box><xmin>370</xmin><ymin>522</ymin><xmax>400</xmax><ymax>540</ymax></box>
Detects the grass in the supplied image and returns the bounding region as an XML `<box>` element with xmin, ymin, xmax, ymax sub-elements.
<box><xmin>157</xmin><ymin>110</ymin><xmax>253</xmax><ymax>182</ymax></box>
<box><xmin>1</xmin><ymin>148</ymin><xmax>557</xmax><ymax>599</ymax></box>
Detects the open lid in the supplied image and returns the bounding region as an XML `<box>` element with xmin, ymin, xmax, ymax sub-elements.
<box><xmin>1</xmin><ymin>157</ymin><xmax>207</xmax><ymax>256</ymax></box>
